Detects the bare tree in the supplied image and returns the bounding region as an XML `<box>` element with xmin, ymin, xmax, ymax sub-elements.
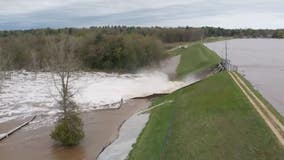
<box><xmin>0</xmin><ymin>46</ymin><xmax>9</xmax><ymax>91</ymax></box>
<box><xmin>0</xmin><ymin>44</ymin><xmax>13</xmax><ymax>81</ymax></box>
<box><xmin>47</xmin><ymin>36</ymin><xmax>78</xmax><ymax>114</ymax></box>
<box><xmin>48</xmin><ymin>35</ymin><xmax>84</xmax><ymax>146</ymax></box>
<box><xmin>31</xmin><ymin>50</ymin><xmax>38</xmax><ymax>80</ymax></box>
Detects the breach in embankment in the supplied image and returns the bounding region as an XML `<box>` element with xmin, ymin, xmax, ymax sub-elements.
<box><xmin>128</xmin><ymin>42</ymin><xmax>284</xmax><ymax>160</ymax></box>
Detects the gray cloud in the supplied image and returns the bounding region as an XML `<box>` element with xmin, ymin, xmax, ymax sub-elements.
<box><xmin>0</xmin><ymin>0</ymin><xmax>283</xmax><ymax>30</ymax></box>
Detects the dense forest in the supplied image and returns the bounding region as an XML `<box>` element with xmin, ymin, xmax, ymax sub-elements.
<box><xmin>0</xmin><ymin>26</ymin><xmax>283</xmax><ymax>72</ymax></box>
<box><xmin>0</xmin><ymin>32</ymin><xmax>164</xmax><ymax>72</ymax></box>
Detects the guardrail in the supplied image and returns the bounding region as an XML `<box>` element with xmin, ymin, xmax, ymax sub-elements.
<box><xmin>221</xmin><ymin>59</ymin><xmax>238</xmax><ymax>72</ymax></box>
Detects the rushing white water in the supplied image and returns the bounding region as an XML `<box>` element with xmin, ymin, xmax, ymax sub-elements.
<box><xmin>0</xmin><ymin>70</ymin><xmax>184</xmax><ymax>129</ymax></box>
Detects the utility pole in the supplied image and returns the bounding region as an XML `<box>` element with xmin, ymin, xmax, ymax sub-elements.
<box><xmin>225</xmin><ymin>40</ymin><xmax>228</xmax><ymax>63</ymax></box>
<box><xmin>225</xmin><ymin>40</ymin><xmax>228</xmax><ymax>70</ymax></box>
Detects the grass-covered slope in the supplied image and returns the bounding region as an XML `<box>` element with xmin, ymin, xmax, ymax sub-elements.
<box><xmin>128</xmin><ymin>72</ymin><xmax>284</xmax><ymax>160</ymax></box>
<box><xmin>175</xmin><ymin>43</ymin><xmax>221</xmax><ymax>77</ymax></box>
<box><xmin>236</xmin><ymin>72</ymin><xmax>284</xmax><ymax>125</ymax></box>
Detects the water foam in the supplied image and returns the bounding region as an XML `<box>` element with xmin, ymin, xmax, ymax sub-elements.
<box><xmin>0</xmin><ymin>70</ymin><xmax>184</xmax><ymax>129</ymax></box>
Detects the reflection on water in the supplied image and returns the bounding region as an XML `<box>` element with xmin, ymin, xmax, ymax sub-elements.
<box><xmin>206</xmin><ymin>39</ymin><xmax>284</xmax><ymax>116</ymax></box>
<box><xmin>51</xmin><ymin>144</ymin><xmax>86</xmax><ymax>160</ymax></box>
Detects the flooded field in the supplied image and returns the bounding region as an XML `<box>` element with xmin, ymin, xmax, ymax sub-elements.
<box><xmin>206</xmin><ymin>39</ymin><xmax>284</xmax><ymax>116</ymax></box>
<box><xmin>0</xmin><ymin>55</ymin><xmax>182</xmax><ymax>160</ymax></box>
<box><xmin>0</xmin><ymin>71</ymin><xmax>184</xmax><ymax>129</ymax></box>
<box><xmin>0</xmin><ymin>56</ymin><xmax>181</xmax><ymax>129</ymax></box>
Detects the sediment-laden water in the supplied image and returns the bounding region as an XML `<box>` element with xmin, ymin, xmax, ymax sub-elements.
<box><xmin>0</xmin><ymin>70</ymin><xmax>184</xmax><ymax>129</ymax></box>
<box><xmin>0</xmin><ymin>55</ymin><xmax>182</xmax><ymax>160</ymax></box>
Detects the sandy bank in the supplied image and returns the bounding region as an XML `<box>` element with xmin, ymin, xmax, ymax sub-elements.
<box><xmin>0</xmin><ymin>99</ymin><xmax>150</xmax><ymax>160</ymax></box>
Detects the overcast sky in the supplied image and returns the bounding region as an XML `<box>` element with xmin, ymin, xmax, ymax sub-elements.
<box><xmin>0</xmin><ymin>0</ymin><xmax>284</xmax><ymax>30</ymax></box>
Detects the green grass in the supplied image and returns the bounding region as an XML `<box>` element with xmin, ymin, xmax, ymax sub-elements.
<box><xmin>128</xmin><ymin>96</ymin><xmax>176</xmax><ymax>160</ymax></box>
<box><xmin>128</xmin><ymin>72</ymin><xmax>284</xmax><ymax>160</ymax></box>
<box><xmin>175</xmin><ymin>43</ymin><xmax>221</xmax><ymax>77</ymax></box>
<box><xmin>128</xmin><ymin>43</ymin><xmax>284</xmax><ymax>159</ymax></box>
<box><xmin>164</xmin><ymin>37</ymin><xmax>232</xmax><ymax>51</ymax></box>
<box><xmin>236</xmin><ymin>72</ymin><xmax>284</xmax><ymax>125</ymax></box>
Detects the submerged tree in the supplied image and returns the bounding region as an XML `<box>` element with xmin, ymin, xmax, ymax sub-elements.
<box><xmin>48</xmin><ymin>35</ymin><xmax>84</xmax><ymax>146</ymax></box>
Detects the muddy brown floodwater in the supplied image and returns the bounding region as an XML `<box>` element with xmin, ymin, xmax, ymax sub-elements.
<box><xmin>206</xmin><ymin>39</ymin><xmax>284</xmax><ymax>116</ymax></box>
<box><xmin>0</xmin><ymin>99</ymin><xmax>150</xmax><ymax>160</ymax></box>
<box><xmin>0</xmin><ymin>55</ymin><xmax>182</xmax><ymax>160</ymax></box>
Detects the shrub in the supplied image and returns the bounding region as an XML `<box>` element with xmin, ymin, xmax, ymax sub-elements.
<box><xmin>51</xmin><ymin>112</ymin><xmax>84</xmax><ymax>146</ymax></box>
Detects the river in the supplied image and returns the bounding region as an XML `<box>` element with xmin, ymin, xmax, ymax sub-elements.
<box><xmin>205</xmin><ymin>39</ymin><xmax>284</xmax><ymax>116</ymax></box>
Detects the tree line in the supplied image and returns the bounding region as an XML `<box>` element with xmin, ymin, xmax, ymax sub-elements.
<box><xmin>0</xmin><ymin>32</ymin><xmax>164</xmax><ymax>72</ymax></box>
<box><xmin>1</xmin><ymin>26</ymin><xmax>283</xmax><ymax>41</ymax></box>
<box><xmin>0</xmin><ymin>26</ymin><xmax>283</xmax><ymax>72</ymax></box>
